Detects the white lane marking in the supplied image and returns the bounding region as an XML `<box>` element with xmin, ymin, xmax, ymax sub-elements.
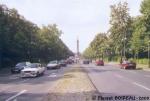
<box><xmin>115</xmin><ymin>74</ymin><xmax>124</xmax><ymax>79</ymax></box>
<box><xmin>133</xmin><ymin>82</ymin><xmax>150</xmax><ymax>91</ymax></box>
<box><xmin>144</xmin><ymin>75</ymin><xmax>150</xmax><ymax>78</ymax></box>
<box><xmin>51</xmin><ymin>73</ymin><xmax>56</xmax><ymax>75</ymax></box>
<box><xmin>48</xmin><ymin>74</ymin><xmax>57</xmax><ymax>77</ymax></box>
<box><xmin>5</xmin><ymin>90</ymin><xmax>27</xmax><ymax>101</ymax></box>
<box><xmin>0</xmin><ymin>79</ymin><xmax>28</xmax><ymax>93</ymax></box>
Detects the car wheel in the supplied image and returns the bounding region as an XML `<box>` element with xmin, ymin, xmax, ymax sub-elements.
<box><xmin>41</xmin><ymin>72</ymin><xmax>44</xmax><ymax>75</ymax></box>
<box><xmin>36</xmin><ymin>72</ymin><xmax>39</xmax><ymax>77</ymax></box>
<box><xmin>133</xmin><ymin>67</ymin><xmax>136</xmax><ymax>70</ymax></box>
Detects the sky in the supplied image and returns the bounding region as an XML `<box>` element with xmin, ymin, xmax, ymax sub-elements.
<box><xmin>0</xmin><ymin>0</ymin><xmax>142</xmax><ymax>53</ymax></box>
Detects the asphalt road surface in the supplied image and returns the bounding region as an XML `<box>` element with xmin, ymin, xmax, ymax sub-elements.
<box><xmin>1</xmin><ymin>63</ymin><xmax>150</xmax><ymax>101</ymax></box>
<box><xmin>0</xmin><ymin>65</ymin><xmax>72</xmax><ymax>101</ymax></box>
<box><xmin>82</xmin><ymin>63</ymin><xmax>150</xmax><ymax>100</ymax></box>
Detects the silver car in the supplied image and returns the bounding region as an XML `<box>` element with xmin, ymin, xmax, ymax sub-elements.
<box><xmin>21</xmin><ymin>63</ymin><xmax>45</xmax><ymax>77</ymax></box>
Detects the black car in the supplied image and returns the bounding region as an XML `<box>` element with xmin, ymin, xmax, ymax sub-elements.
<box><xmin>47</xmin><ymin>60</ymin><xmax>61</xmax><ymax>69</ymax></box>
<box><xmin>59</xmin><ymin>60</ymin><xmax>67</xmax><ymax>67</ymax></box>
<box><xmin>66</xmin><ymin>59</ymin><xmax>74</xmax><ymax>64</ymax></box>
<box><xmin>11</xmin><ymin>62</ymin><xmax>31</xmax><ymax>73</ymax></box>
<box><xmin>83</xmin><ymin>60</ymin><xmax>90</xmax><ymax>64</ymax></box>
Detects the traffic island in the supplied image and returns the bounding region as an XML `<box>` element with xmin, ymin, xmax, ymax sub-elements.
<box><xmin>43</xmin><ymin>65</ymin><xmax>98</xmax><ymax>101</ymax></box>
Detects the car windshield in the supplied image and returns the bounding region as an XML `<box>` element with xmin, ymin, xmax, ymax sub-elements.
<box><xmin>29</xmin><ymin>64</ymin><xmax>39</xmax><ymax>68</ymax></box>
<box><xmin>16</xmin><ymin>63</ymin><xmax>26</xmax><ymax>67</ymax></box>
<box><xmin>49</xmin><ymin>61</ymin><xmax>57</xmax><ymax>64</ymax></box>
<box><xmin>60</xmin><ymin>60</ymin><xmax>64</xmax><ymax>63</ymax></box>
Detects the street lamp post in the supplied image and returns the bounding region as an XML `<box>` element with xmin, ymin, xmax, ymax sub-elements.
<box><xmin>122</xmin><ymin>37</ymin><xmax>127</xmax><ymax>59</ymax></box>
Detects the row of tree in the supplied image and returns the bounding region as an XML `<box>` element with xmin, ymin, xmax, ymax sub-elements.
<box><xmin>83</xmin><ymin>0</ymin><xmax>150</xmax><ymax>64</ymax></box>
<box><xmin>0</xmin><ymin>4</ymin><xmax>73</xmax><ymax>68</ymax></box>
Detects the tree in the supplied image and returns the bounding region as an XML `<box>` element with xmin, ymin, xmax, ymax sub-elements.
<box><xmin>83</xmin><ymin>47</ymin><xmax>95</xmax><ymax>59</ymax></box>
<box><xmin>83</xmin><ymin>33</ymin><xmax>108</xmax><ymax>60</ymax></box>
<box><xmin>130</xmin><ymin>16</ymin><xmax>146</xmax><ymax>61</ymax></box>
<box><xmin>0</xmin><ymin>4</ymin><xmax>73</xmax><ymax>68</ymax></box>
<box><xmin>140</xmin><ymin>0</ymin><xmax>150</xmax><ymax>50</ymax></box>
<box><xmin>109</xmin><ymin>2</ymin><xmax>132</xmax><ymax>59</ymax></box>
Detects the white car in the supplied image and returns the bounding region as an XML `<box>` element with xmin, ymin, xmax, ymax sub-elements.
<box><xmin>21</xmin><ymin>63</ymin><xmax>45</xmax><ymax>77</ymax></box>
<box><xmin>47</xmin><ymin>60</ymin><xmax>60</xmax><ymax>70</ymax></box>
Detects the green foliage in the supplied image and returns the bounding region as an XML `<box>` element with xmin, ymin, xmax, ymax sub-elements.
<box><xmin>138</xmin><ymin>58</ymin><xmax>149</xmax><ymax>64</ymax></box>
<box><xmin>0</xmin><ymin>4</ymin><xmax>73</xmax><ymax>68</ymax></box>
<box><xmin>109</xmin><ymin>2</ymin><xmax>132</xmax><ymax>55</ymax></box>
<box><xmin>83</xmin><ymin>33</ymin><xmax>108</xmax><ymax>60</ymax></box>
<box><xmin>130</xmin><ymin>16</ymin><xmax>146</xmax><ymax>56</ymax></box>
<box><xmin>83</xmin><ymin>1</ymin><xmax>150</xmax><ymax>65</ymax></box>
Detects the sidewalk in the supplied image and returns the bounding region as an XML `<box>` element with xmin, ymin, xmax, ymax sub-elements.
<box><xmin>43</xmin><ymin>65</ymin><xmax>98</xmax><ymax>101</ymax></box>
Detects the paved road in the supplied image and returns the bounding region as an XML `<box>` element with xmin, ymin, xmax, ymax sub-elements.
<box><xmin>0</xmin><ymin>65</ymin><xmax>72</xmax><ymax>101</ymax></box>
<box><xmin>1</xmin><ymin>63</ymin><xmax>150</xmax><ymax>101</ymax></box>
<box><xmin>82</xmin><ymin>63</ymin><xmax>150</xmax><ymax>100</ymax></box>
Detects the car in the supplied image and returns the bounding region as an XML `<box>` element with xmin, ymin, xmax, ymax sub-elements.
<box><xmin>120</xmin><ymin>61</ymin><xmax>136</xmax><ymax>69</ymax></box>
<box><xmin>83</xmin><ymin>59</ymin><xmax>90</xmax><ymax>64</ymax></box>
<box><xmin>47</xmin><ymin>60</ymin><xmax>61</xmax><ymax>69</ymax></box>
<box><xmin>21</xmin><ymin>63</ymin><xmax>45</xmax><ymax>77</ymax></box>
<box><xmin>95</xmin><ymin>60</ymin><xmax>104</xmax><ymax>66</ymax></box>
<box><xmin>11</xmin><ymin>62</ymin><xmax>31</xmax><ymax>74</ymax></box>
<box><xmin>66</xmin><ymin>59</ymin><xmax>74</xmax><ymax>64</ymax></box>
<box><xmin>59</xmin><ymin>60</ymin><xmax>67</xmax><ymax>67</ymax></box>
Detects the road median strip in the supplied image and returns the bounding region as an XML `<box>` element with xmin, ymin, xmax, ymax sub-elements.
<box><xmin>43</xmin><ymin>65</ymin><xmax>98</xmax><ymax>101</ymax></box>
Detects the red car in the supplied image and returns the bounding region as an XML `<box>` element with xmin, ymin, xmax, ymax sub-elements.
<box><xmin>120</xmin><ymin>61</ymin><xmax>136</xmax><ymax>69</ymax></box>
<box><xmin>96</xmin><ymin>60</ymin><xmax>104</xmax><ymax>66</ymax></box>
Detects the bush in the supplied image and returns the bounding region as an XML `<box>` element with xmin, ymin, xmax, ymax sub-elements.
<box><xmin>137</xmin><ymin>58</ymin><xmax>148</xmax><ymax>65</ymax></box>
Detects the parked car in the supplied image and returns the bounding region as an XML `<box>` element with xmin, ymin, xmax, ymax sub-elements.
<box><xmin>120</xmin><ymin>61</ymin><xmax>136</xmax><ymax>69</ymax></box>
<box><xmin>59</xmin><ymin>60</ymin><xmax>67</xmax><ymax>67</ymax></box>
<box><xmin>95</xmin><ymin>60</ymin><xmax>104</xmax><ymax>66</ymax></box>
<box><xmin>21</xmin><ymin>63</ymin><xmax>45</xmax><ymax>77</ymax></box>
<box><xmin>66</xmin><ymin>59</ymin><xmax>74</xmax><ymax>64</ymax></box>
<box><xmin>83</xmin><ymin>59</ymin><xmax>90</xmax><ymax>64</ymax></box>
<box><xmin>11</xmin><ymin>62</ymin><xmax>31</xmax><ymax>74</ymax></box>
<box><xmin>47</xmin><ymin>60</ymin><xmax>61</xmax><ymax>69</ymax></box>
